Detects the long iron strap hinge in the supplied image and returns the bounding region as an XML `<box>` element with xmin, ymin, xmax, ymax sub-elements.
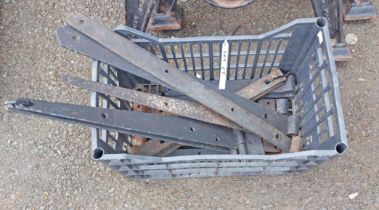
<box><xmin>5</xmin><ymin>99</ymin><xmax>238</xmax><ymax>152</ymax></box>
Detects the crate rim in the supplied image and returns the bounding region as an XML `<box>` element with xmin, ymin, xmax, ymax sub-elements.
<box><xmin>93</xmin><ymin>148</ymin><xmax>338</xmax><ymax>162</ymax></box>
<box><xmin>114</xmin><ymin>18</ymin><xmax>330</xmax><ymax>43</ymax></box>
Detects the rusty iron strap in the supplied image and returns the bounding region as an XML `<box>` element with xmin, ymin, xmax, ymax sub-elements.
<box><xmin>62</xmin><ymin>69</ymin><xmax>284</xmax><ymax>130</ymax></box>
<box><xmin>63</xmin><ymin>75</ymin><xmax>238</xmax><ymax>129</ymax></box>
<box><xmin>236</xmin><ymin>69</ymin><xmax>286</xmax><ymax>100</ymax></box>
<box><xmin>62</xmin><ymin>13</ymin><xmax>292</xmax><ymax>152</ymax></box>
<box><xmin>137</xmin><ymin>141</ymin><xmax>182</xmax><ymax>156</ymax></box>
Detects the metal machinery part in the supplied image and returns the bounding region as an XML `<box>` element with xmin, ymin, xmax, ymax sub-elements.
<box><xmin>125</xmin><ymin>0</ymin><xmax>181</xmax><ymax>32</ymax></box>
<box><xmin>311</xmin><ymin>0</ymin><xmax>351</xmax><ymax>62</ymax></box>
<box><xmin>344</xmin><ymin>0</ymin><xmax>377</xmax><ymax>21</ymax></box>
<box><xmin>204</xmin><ymin>0</ymin><xmax>255</xmax><ymax>8</ymax></box>
<box><xmin>147</xmin><ymin>0</ymin><xmax>182</xmax><ymax>31</ymax></box>
<box><xmin>311</xmin><ymin>0</ymin><xmax>377</xmax><ymax>61</ymax></box>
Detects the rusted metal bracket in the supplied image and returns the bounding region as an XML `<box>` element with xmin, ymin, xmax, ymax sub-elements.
<box><xmin>59</xmin><ymin>13</ymin><xmax>292</xmax><ymax>152</ymax></box>
<box><xmin>289</xmin><ymin>135</ymin><xmax>305</xmax><ymax>153</ymax></box>
<box><xmin>236</xmin><ymin>69</ymin><xmax>285</xmax><ymax>100</ymax></box>
<box><xmin>64</xmin><ymin>75</ymin><xmax>239</xmax><ymax>129</ymax></box>
<box><xmin>62</xmin><ymin>70</ymin><xmax>285</xmax><ymax>130</ymax></box>
<box><xmin>125</xmin><ymin>0</ymin><xmax>155</xmax><ymax>31</ymax></box>
<box><xmin>126</xmin><ymin>102</ymin><xmax>181</xmax><ymax>156</ymax></box>
<box><xmin>147</xmin><ymin>0</ymin><xmax>182</xmax><ymax>31</ymax></box>
<box><xmin>125</xmin><ymin>0</ymin><xmax>182</xmax><ymax>32</ymax></box>
<box><xmin>134</xmin><ymin>140</ymin><xmax>182</xmax><ymax>156</ymax></box>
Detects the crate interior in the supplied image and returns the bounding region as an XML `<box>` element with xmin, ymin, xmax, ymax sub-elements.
<box><xmin>90</xmin><ymin>20</ymin><xmax>347</xmax><ymax>159</ymax></box>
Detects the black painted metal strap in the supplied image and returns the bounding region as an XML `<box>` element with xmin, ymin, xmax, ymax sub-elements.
<box><xmin>5</xmin><ymin>99</ymin><xmax>237</xmax><ymax>152</ymax></box>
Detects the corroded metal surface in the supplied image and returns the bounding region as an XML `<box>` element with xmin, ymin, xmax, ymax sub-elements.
<box><xmin>289</xmin><ymin>135</ymin><xmax>305</xmax><ymax>153</ymax></box>
<box><xmin>147</xmin><ymin>0</ymin><xmax>182</xmax><ymax>31</ymax></box>
<box><xmin>135</xmin><ymin>140</ymin><xmax>181</xmax><ymax>156</ymax></box>
<box><xmin>236</xmin><ymin>69</ymin><xmax>285</xmax><ymax>100</ymax></box>
<box><xmin>63</xmin><ymin>70</ymin><xmax>286</xmax><ymax>130</ymax></box>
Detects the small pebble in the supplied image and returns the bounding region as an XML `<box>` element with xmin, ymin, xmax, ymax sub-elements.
<box><xmin>345</xmin><ymin>33</ymin><xmax>358</xmax><ymax>45</ymax></box>
<box><xmin>349</xmin><ymin>192</ymin><xmax>358</xmax><ymax>199</ymax></box>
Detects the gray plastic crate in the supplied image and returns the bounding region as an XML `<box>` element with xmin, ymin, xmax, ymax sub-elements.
<box><xmin>90</xmin><ymin>18</ymin><xmax>347</xmax><ymax>179</ymax></box>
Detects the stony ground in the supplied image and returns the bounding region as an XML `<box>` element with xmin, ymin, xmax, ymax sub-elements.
<box><xmin>0</xmin><ymin>0</ymin><xmax>378</xmax><ymax>209</ymax></box>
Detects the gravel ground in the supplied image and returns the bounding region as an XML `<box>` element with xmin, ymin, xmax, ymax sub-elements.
<box><xmin>0</xmin><ymin>0</ymin><xmax>378</xmax><ymax>209</ymax></box>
